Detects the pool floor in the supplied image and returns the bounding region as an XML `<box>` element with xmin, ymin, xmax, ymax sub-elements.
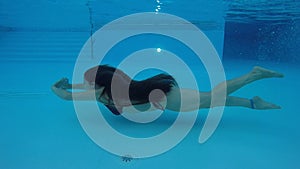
<box><xmin>0</xmin><ymin>32</ymin><xmax>299</xmax><ymax>169</ymax></box>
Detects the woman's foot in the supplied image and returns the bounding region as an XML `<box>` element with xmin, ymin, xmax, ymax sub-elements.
<box><xmin>251</xmin><ymin>66</ymin><xmax>284</xmax><ymax>79</ymax></box>
<box><xmin>251</xmin><ymin>96</ymin><xmax>281</xmax><ymax>110</ymax></box>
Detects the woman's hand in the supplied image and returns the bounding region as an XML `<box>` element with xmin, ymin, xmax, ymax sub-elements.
<box><xmin>51</xmin><ymin>78</ymin><xmax>73</xmax><ymax>100</ymax></box>
<box><xmin>51</xmin><ymin>78</ymin><xmax>104</xmax><ymax>101</ymax></box>
<box><xmin>53</xmin><ymin>78</ymin><xmax>70</xmax><ymax>89</ymax></box>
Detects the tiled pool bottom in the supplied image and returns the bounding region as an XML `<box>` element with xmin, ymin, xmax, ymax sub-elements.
<box><xmin>1</xmin><ymin>59</ymin><xmax>298</xmax><ymax>169</ymax></box>
<box><xmin>0</xmin><ymin>32</ymin><xmax>299</xmax><ymax>169</ymax></box>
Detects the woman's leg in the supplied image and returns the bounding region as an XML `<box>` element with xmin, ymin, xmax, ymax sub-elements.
<box><xmin>225</xmin><ymin>96</ymin><xmax>281</xmax><ymax>109</ymax></box>
<box><xmin>212</xmin><ymin>66</ymin><xmax>284</xmax><ymax>96</ymax></box>
<box><xmin>165</xmin><ymin>66</ymin><xmax>283</xmax><ymax>112</ymax></box>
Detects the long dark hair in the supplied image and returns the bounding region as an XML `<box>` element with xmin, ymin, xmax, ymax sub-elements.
<box><xmin>84</xmin><ymin>65</ymin><xmax>177</xmax><ymax>104</ymax></box>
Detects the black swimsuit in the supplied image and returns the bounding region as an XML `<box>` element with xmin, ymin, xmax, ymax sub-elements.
<box><xmin>84</xmin><ymin>65</ymin><xmax>177</xmax><ymax>115</ymax></box>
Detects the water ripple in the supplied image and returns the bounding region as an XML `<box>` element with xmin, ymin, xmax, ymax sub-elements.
<box><xmin>225</xmin><ymin>0</ymin><xmax>300</xmax><ymax>24</ymax></box>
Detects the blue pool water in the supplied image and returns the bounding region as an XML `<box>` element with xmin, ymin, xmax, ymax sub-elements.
<box><xmin>0</xmin><ymin>0</ymin><xmax>300</xmax><ymax>169</ymax></box>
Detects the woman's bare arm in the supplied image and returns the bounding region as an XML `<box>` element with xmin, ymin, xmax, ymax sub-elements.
<box><xmin>51</xmin><ymin>78</ymin><xmax>103</xmax><ymax>101</ymax></box>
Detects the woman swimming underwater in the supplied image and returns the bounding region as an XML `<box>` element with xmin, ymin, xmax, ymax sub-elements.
<box><xmin>52</xmin><ymin>65</ymin><xmax>284</xmax><ymax>115</ymax></box>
